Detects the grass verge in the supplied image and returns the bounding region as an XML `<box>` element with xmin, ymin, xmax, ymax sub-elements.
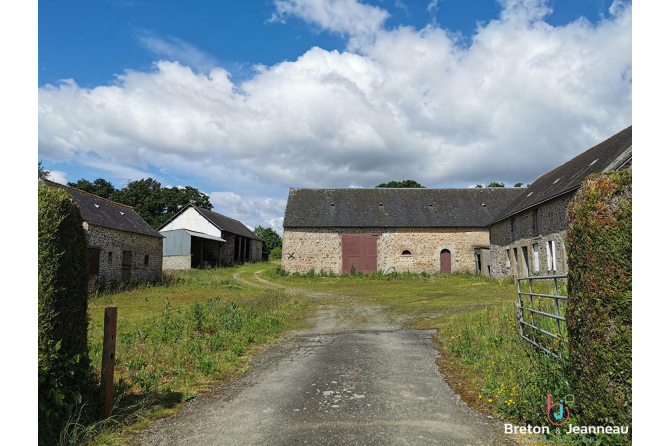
<box><xmin>74</xmin><ymin>264</ymin><xmax>310</xmax><ymax>445</ymax></box>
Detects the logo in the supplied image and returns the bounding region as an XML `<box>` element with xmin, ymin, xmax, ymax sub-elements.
<box><xmin>546</xmin><ymin>394</ymin><xmax>571</xmax><ymax>426</ymax></box>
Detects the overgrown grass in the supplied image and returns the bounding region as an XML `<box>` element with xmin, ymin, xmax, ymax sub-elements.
<box><xmin>270</xmin><ymin>266</ymin><xmax>431</xmax><ymax>280</ymax></box>
<box><xmin>78</xmin><ymin>264</ymin><xmax>309</xmax><ymax>445</ymax></box>
<box><xmin>263</xmin><ymin>265</ymin><xmax>626</xmax><ymax>444</ymax></box>
<box><xmin>437</xmin><ymin>303</ymin><xmax>627</xmax><ymax>445</ymax></box>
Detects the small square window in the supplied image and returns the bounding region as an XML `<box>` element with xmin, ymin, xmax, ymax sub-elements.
<box><xmin>144</xmin><ymin>255</ymin><xmax>150</xmax><ymax>267</ymax></box>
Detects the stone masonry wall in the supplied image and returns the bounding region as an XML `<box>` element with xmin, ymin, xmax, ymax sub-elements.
<box><xmin>221</xmin><ymin>232</ymin><xmax>236</xmax><ymax>266</ymax></box>
<box><xmin>85</xmin><ymin>223</ymin><xmax>163</xmax><ymax>281</ymax></box>
<box><xmin>281</xmin><ymin>227</ymin><xmax>489</xmax><ymax>275</ymax></box>
<box><xmin>489</xmin><ymin>195</ymin><xmax>572</xmax><ymax>278</ymax></box>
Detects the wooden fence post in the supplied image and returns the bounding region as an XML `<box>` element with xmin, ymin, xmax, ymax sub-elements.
<box><xmin>101</xmin><ymin>307</ymin><xmax>117</xmax><ymax>418</ymax></box>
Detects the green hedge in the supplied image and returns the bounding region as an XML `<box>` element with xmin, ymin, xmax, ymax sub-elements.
<box><xmin>566</xmin><ymin>170</ymin><xmax>632</xmax><ymax>437</ymax></box>
<box><xmin>38</xmin><ymin>185</ymin><xmax>94</xmax><ymax>445</ymax></box>
<box><xmin>269</xmin><ymin>246</ymin><xmax>282</xmax><ymax>260</ymax></box>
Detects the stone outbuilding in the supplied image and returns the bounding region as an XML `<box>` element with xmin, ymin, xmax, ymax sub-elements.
<box><xmin>282</xmin><ymin>188</ymin><xmax>523</xmax><ymax>275</ymax></box>
<box><xmin>488</xmin><ymin>126</ymin><xmax>632</xmax><ymax>278</ymax></box>
<box><xmin>158</xmin><ymin>204</ymin><xmax>263</xmax><ymax>270</ymax></box>
<box><xmin>39</xmin><ymin>179</ymin><xmax>164</xmax><ymax>282</ymax></box>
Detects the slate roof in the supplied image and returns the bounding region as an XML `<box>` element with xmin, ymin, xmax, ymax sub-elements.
<box><xmin>158</xmin><ymin>204</ymin><xmax>262</xmax><ymax>241</ymax></box>
<box><xmin>283</xmin><ymin>188</ymin><xmax>525</xmax><ymax>228</ymax></box>
<box><xmin>39</xmin><ymin>179</ymin><xmax>163</xmax><ymax>238</ymax></box>
<box><xmin>490</xmin><ymin>126</ymin><xmax>632</xmax><ymax>224</ymax></box>
<box><xmin>195</xmin><ymin>206</ymin><xmax>262</xmax><ymax>241</ymax></box>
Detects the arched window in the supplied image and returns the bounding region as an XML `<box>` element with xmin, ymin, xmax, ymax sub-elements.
<box><xmin>401</xmin><ymin>249</ymin><xmax>412</xmax><ymax>256</ymax></box>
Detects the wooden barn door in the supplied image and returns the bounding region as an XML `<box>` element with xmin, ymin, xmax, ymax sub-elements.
<box><xmin>342</xmin><ymin>234</ymin><xmax>377</xmax><ymax>274</ymax></box>
<box><xmin>88</xmin><ymin>248</ymin><xmax>100</xmax><ymax>278</ymax></box>
<box><xmin>440</xmin><ymin>249</ymin><xmax>452</xmax><ymax>274</ymax></box>
<box><xmin>121</xmin><ymin>251</ymin><xmax>132</xmax><ymax>282</ymax></box>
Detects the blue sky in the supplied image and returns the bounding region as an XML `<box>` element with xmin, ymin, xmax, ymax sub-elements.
<box><xmin>38</xmin><ymin>0</ymin><xmax>632</xmax><ymax>233</ymax></box>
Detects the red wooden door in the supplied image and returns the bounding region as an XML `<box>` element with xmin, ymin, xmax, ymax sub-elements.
<box><xmin>342</xmin><ymin>234</ymin><xmax>377</xmax><ymax>274</ymax></box>
<box><xmin>440</xmin><ymin>249</ymin><xmax>452</xmax><ymax>274</ymax></box>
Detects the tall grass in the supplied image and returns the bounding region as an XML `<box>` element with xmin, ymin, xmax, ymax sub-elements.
<box><xmin>439</xmin><ymin>303</ymin><xmax>627</xmax><ymax>445</ymax></box>
<box><xmin>78</xmin><ymin>267</ymin><xmax>309</xmax><ymax>445</ymax></box>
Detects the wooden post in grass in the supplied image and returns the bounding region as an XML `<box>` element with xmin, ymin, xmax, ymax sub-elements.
<box><xmin>101</xmin><ymin>307</ymin><xmax>117</xmax><ymax>418</ymax></box>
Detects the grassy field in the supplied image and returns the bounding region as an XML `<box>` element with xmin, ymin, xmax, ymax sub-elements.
<box><xmin>77</xmin><ymin>262</ymin><xmax>623</xmax><ymax>445</ymax></box>
<box><xmin>78</xmin><ymin>264</ymin><xmax>310</xmax><ymax>445</ymax></box>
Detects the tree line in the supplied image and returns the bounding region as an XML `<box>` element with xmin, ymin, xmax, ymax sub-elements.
<box><xmin>375</xmin><ymin>179</ymin><xmax>527</xmax><ymax>188</ymax></box>
<box><xmin>67</xmin><ymin>177</ymin><xmax>213</xmax><ymax>229</ymax></box>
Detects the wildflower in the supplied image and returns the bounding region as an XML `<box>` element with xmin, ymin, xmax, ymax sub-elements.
<box><xmin>488</xmin><ymin>399</ymin><xmax>492</xmax><ymax>402</ymax></box>
<box><xmin>479</xmin><ymin>395</ymin><xmax>482</xmax><ymax>399</ymax></box>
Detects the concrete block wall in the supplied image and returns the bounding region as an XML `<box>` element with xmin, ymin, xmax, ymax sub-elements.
<box><xmin>489</xmin><ymin>195</ymin><xmax>571</xmax><ymax>278</ymax></box>
<box><xmin>281</xmin><ymin>227</ymin><xmax>489</xmax><ymax>275</ymax></box>
<box><xmin>163</xmin><ymin>255</ymin><xmax>191</xmax><ymax>270</ymax></box>
<box><xmin>85</xmin><ymin>223</ymin><xmax>163</xmax><ymax>281</ymax></box>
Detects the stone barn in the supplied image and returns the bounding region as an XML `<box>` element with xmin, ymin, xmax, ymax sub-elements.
<box><xmin>488</xmin><ymin>126</ymin><xmax>632</xmax><ymax>278</ymax></box>
<box><xmin>282</xmin><ymin>188</ymin><xmax>523</xmax><ymax>275</ymax></box>
<box><xmin>158</xmin><ymin>204</ymin><xmax>263</xmax><ymax>269</ymax></box>
<box><xmin>39</xmin><ymin>179</ymin><xmax>164</xmax><ymax>282</ymax></box>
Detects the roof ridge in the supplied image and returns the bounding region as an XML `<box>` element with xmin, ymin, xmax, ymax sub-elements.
<box><xmin>290</xmin><ymin>187</ymin><xmax>524</xmax><ymax>191</ymax></box>
<box><xmin>40</xmin><ymin>178</ymin><xmax>135</xmax><ymax>210</ymax></box>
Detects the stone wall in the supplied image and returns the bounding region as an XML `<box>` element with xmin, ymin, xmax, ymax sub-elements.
<box><xmin>489</xmin><ymin>194</ymin><xmax>572</xmax><ymax>278</ymax></box>
<box><xmin>163</xmin><ymin>255</ymin><xmax>191</xmax><ymax>271</ymax></box>
<box><xmin>85</xmin><ymin>223</ymin><xmax>163</xmax><ymax>281</ymax></box>
<box><xmin>251</xmin><ymin>239</ymin><xmax>263</xmax><ymax>262</ymax></box>
<box><xmin>221</xmin><ymin>232</ymin><xmax>236</xmax><ymax>265</ymax></box>
<box><xmin>281</xmin><ymin>227</ymin><xmax>489</xmax><ymax>275</ymax></box>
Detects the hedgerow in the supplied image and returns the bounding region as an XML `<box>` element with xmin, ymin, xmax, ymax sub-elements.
<box><xmin>566</xmin><ymin>170</ymin><xmax>632</xmax><ymax>441</ymax></box>
<box><xmin>38</xmin><ymin>185</ymin><xmax>95</xmax><ymax>445</ymax></box>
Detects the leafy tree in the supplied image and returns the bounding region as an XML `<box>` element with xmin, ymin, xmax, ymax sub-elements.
<box><xmin>38</xmin><ymin>161</ymin><xmax>50</xmax><ymax>179</ymax></box>
<box><xmin>475</xmin><ymin>184</ymin><xmax>483</xmax><ymax>188</ymax></box>
<box><xmin>269</xmin><ymin>246</ymin><xmax>282</xmax><ymax>260</ymax></box>
<box><xmin>514</xmin><ymin>182</ymin><xmax>523</xmax><ymax>188</ymax></box>
<box><xmin>487</xmin><ymin>182</ymin><xmax>505</xmax><ymax>187</ymax></box>
<box><xmin>254</xmin><ymin>226</ymin><xmax>282</xmax><ymax>251</ymax></box>
<box><xmin>110</xmin><ymin>178</ymin><xmax>165</xmax><ymax>226</ymax></box>
<box><xmin>67</xmin><ymin>176</ymin><xmax>213</xmax><ymax>228</ymax></box>
<box><xmin>68</xmin><ymin>178</ymin><xmax>116</xmax><ymax>199</ymax></box>
<box><xmin>376</xmin><ymin>180</ymin><xmax>425</xmax><ymax>188</ymax></box>
<box><xmin>158</xmin><ymin>185</ymin><xmax>213</xmax><ymax>228</ymax></box>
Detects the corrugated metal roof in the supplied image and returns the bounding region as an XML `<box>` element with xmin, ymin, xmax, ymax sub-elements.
<box><xmin>39</xmin><ymin>179</ymin><xmax>164</xmax><ymax>238</ymax></box>
<box><xmin>184</xmin><ymin>230</ymin><xmax>226</xmax><ymax>243</ymax></box>
<box><xmin>283</xmin><ymin>188</ymin><xmax>525</xmax><ymax>228</ymax></box>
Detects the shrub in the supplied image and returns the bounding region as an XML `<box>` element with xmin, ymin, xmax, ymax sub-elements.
<box><xmin>566</xmin><ymin>170</ymin><xmax>632</xmax><ymax>437</ymax></box>
<box><xmin>38</xmin><ymin>185</ymin><xmax>95</xmax><ymax>445</ymax></box>
<box><xmin>269</xmin><ymin>246</ymin><xmax>282</xmax><ymax>260</ymax></box>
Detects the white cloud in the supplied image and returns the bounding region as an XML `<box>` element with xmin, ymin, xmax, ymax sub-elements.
<box><xmin>38</xmin><ymin>0</ymin><xmax>632</xmax><ymax>195</ymax></box>
<box><xmin>427</xmin><ymin>0</ymin><xmax>442</xmax><ymax>17</ymax></box>
<box><xmin>47</xmin><ymin>170</ymin><xmax>68</xmax><ymax>185</ymax></box>
<box><xmin>137</xmin><ymin>31</ymin><xmax>217</xmax><ymax>73</ymax></box>
<box><xmin>272</xmin><ymin>0</ymin><xmax>389</xmax><ymax>47</ymax></box>
<box><xmin>209</xmin><ymin>191</ymin><xmax>287</xmax><ymax>236</ymax></box>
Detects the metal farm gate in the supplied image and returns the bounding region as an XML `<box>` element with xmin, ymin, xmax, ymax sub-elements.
<box><xmin>517</xmin><ymin>275</ymin><xmax>568</xmax><ymax>358</ymax></box>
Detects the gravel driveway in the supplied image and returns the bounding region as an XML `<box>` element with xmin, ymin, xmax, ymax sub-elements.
<box><xmin>138</xmin><ymin>303</ymin><xmax>518</xmax><ymax>445</ymax></box>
